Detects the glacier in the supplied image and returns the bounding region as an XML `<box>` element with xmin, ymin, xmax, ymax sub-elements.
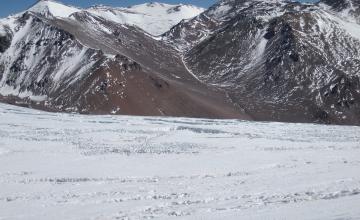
<box><xmin>0</xmin><ymin>103</ymin><xmax>359</xmax><ymax>219</ymax></box>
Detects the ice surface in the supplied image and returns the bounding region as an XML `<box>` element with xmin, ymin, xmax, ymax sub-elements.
<box><xmin>0</xmin><ymin>103</ymin><xmax>359</xmax><ymax>220</ymax></box>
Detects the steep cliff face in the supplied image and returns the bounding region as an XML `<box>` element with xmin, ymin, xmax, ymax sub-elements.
<box><xmin>164</xmin><ymin>0</ymin><xmax>360</xmax><ymax>125</ymax></box>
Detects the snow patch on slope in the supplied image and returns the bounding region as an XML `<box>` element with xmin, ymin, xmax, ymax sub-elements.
<box><xmin>208</xmin><ymin>3</ymin><xmax>232</xmax><ymax>19</ymax></box>
<box><xmin>0</xmin><ymin>25</ymin><xmax>6</xmax><ymax>36</ymax></box>
<box><xmin>316</xmin><ymin>8</ymin><xmax>360</xmax><ymax>41</ymax></box>
<box><xmin>0</xmin><ymin>86</ymin><xmax>47</xmax><ymax>102</ymax></box>
<box><xmin>51</xmin><ymin>47</ymin><xmax>94</xmax><ymax>89</ymax></box>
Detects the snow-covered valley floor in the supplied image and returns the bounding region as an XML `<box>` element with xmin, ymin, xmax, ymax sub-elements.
<box><xmin>0</xmin><ymin>103</ymin><xmax>360</xmax><ymax>220</ymax></box>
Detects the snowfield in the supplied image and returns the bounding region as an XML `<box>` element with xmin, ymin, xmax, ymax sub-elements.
<box><xmin>88</xmin><ymin>3</ymin><xmax>205</xmax><ymax>36</ymax></box>
<box><xmin>0</xmin><ymin>103</ymin><xmax>360</xmax><ymax>220</ymax></box>
<box><xmin>26</xmin><ymin>1</ymin><xmax>204</xmax><ymax>36</ymax></box>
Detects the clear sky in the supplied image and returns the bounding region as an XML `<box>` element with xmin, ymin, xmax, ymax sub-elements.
<box><xmin>0</xmin><ymin>0</ymin><xmax>318</xmax><ymax>18</ymax></box>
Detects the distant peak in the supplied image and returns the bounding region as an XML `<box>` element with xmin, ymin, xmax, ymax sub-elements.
<box><xmin>33</xmin><ymin>0</ymin><xmax>60</xmax><ymax>5</ymax></box>
<box><xmin>28</xmin><ymin>0</ymin><xmax>80</xmax><ymax>18</ymax></box>
<box><xmin>147</xmin><ymin>2</ymin><xmax>163</xmax><ymax>5</ymax></box>
<box><xmin>128</xmin><ymin>2</ymin><xmax>201</xmax><ymax>9</ymax></box>
<box><xmin>128</xmin><ymin>2</ymin><xmax>168</xmax><ymax>9</ymax></box>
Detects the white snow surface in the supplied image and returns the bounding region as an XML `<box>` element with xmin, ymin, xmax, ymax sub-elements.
<box><xmin>0</xmin><ymin>103</ymin><xmax>360</xmax><ymax>220</ymax></box>
<box><xmin>87</xmin><ymin>2</ymin><xmax>205</xmax><ymax>36</ymax></box>
<box><xmin>28</xmin><ymin>0</ymin><xmax>80</xmax><ymax>18</ymax></box>
<box><xmin>0</xmin><ymin>86</ymin><xmax>47</xmax><ymax>102</ymax></box>
<box><xmin>0</xmin><ymin>25</ymin><xmax>6</xmax><ymax>36</ymax></box>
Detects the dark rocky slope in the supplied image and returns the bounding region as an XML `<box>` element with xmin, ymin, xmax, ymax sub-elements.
<box><xmin>164</xmin><ymin>0</ymin><xmax>360</xmax><ymax>125</ymax></box>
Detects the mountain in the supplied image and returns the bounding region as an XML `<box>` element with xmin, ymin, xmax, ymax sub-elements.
<box><xmin>163</xmin><ymin>0</ymin><xmax>360</xmax><ymax>125</ymax></box>
<box><xmin>1</xmin><ymin>0</ymin><xmax>360</xmax><ymax>125</ymax></box>
<box><xmin>0</xmin><ymin>0</ymin><xmax>247</xmax><ymax>119</ymax></box>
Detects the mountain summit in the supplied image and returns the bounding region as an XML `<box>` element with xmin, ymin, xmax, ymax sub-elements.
<box><xmin>87</xmin><ymin>2</ymin><xmax>205</xmax><ymax>36</ymax></box>
<box><xmin>28</xmin><ymin>0</ymin><xmax>80</xmax><ymax>18</ymax></box>
<box><xmin>25</xmin><ymin>0</ymin><xmax>205</xmax><ymax>36</ymax></box>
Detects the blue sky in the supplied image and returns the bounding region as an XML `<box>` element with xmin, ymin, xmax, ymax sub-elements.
<box><xmin>0</xmin><ymin>0</ymin><xmax>318</xmax><ymax>18</ymax></box>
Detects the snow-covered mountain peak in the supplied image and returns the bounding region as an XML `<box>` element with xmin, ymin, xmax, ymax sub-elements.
<box><xmin>128</xmin><ymin>1</ymin><xmax>203</xmax><ymax>12</ymax></box>
<box><xmin>206</xmin><ymin>0</ymin><xmax>290</xmax><ymax>21</ymax></box>
<box><xmin>87</xmin><ymin>2</ymin><xmax>205</xmax><ymax>36</ymax></box>
<box><xmin>28</xmin><ymin>0</ymin><xmax>80</xmax><ymax>18</ymax></box>
<box><xmin>21</xmin><ymin>0</ymin><xmax>205</xmax><ymax>35</ymax></box>
<box><xmin>132</xmin><ymin>2</ymin><xmax>168</xmax><ymax>8</ymax></box>
<box><xmin>128</xmin><ymin>2</ymin><xmax>205</xmax><ymax>19</ymax></box>
<box><xmin>0</xmin><ymin>0</ymin><xmax>205</xmax><ymax>36</ymax></box>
